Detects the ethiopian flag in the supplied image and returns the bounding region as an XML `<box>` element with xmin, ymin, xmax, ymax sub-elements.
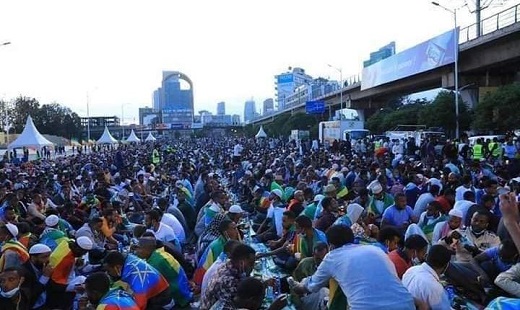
<box><xmin>117</xmin><ymin>254</ymin><xmax>169</xmax><ymax>310</ymax></box>
<box><xmin>147</xmin><ymin>248</ymin><xmax>192</xmax><ymax>307</ymax></box>
<box><xmin>97</xmin><ymin>288</ymin><xmax>140</xmax><ymax>310</ymax></box>
<box><xmin>328</xmin><ymin>279</ymin><xmax>348</xmax><ymax>310</ymax></box>
<box><xmin>193</xmin><ymin>235</ymin><xmax>226</xmax><ymax>286</ymax></box>
<box><xmin>292</xmin><ymin>228</ymin><xmax>327</xmax><ymax>259</ymax></box>
<box><xmin>49</xmin><ymin>241</ymin><xmax>75</xmax><ymax>285</ymax></box>
<box><xmin>40</xmin><ymin>229</ymin><xmax>69</xmax><ymax>251</ymax></box>
<box><xmin>0</xmin><ymin>240</ymin><xmax>29</xmax><ymax>272</ymax></box>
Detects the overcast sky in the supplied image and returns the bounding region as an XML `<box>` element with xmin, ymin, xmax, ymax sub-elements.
<box><xmin>0</xmin><ymin>0</ymin><xmax>515</xmax><ymax>123</ymax></box>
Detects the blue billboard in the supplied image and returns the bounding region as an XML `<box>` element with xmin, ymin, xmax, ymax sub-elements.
<box><xmin>361</xmin><ymin>29</ymin><xmax>458</xmax><ymax>90</ymax></box>
<box><xmin>277</xmin><ymin>73</ymin><xmax>294</xmax><ymax>84</ymax></box>
<box><xmin>306</xmin><ymin>100</ymin><xmax>326</xmax><ymax>114</ymax></box>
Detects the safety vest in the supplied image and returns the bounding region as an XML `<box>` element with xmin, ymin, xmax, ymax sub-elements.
<box><xmin>472</xmin><ymin>144</ymin><xmax>483</xmax><ymax>160</ymax></box>
<box><xmin>488</xmin><ymin>142</ymin><xmax>501</xmax><ymax>157</ymax></box>
<box><xmin>152</xmin><ymin>149</ymin><xmax>160</xmax><ymax>164</ymax></box>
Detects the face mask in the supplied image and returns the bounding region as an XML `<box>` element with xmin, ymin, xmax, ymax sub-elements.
<box><xmin>412</xmin><ymin>251</ymin><xmax>422</xmax><ymax>265</ymax></box>
<box><xmin>0</xmin><ymin>286</ymin><xmax>19</xmax><ymax>298</ymax></box>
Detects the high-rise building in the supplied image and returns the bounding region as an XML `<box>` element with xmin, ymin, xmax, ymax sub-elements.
<box><xmin>244</xmin><ymin>100</ymin><xmax>256</xmax><ymax>123</ymax></box>
<box><xmin>275</xmin><ymin>67</ymin><xmax>313</xmax><ymax>111</ymax></box>
<box><xmin>363</xmin><ymin>42</ymin><xmax>396</xmax><ymax>67</ymax></box>
<box><xmin>217</xmin><ymin>102</ymin><xmax>225</xmax><ymax>115</ymax></box>
<box><xmin>160</xmin><ymin>71</ymin><xmax>194</xmax><ymax>129</ymax></box>
<box><xmin>262</xmin><ymin>98</ymin><xmax>274</xmax><ymax>115</ymax></box>
<box><xmin>152</xmin><ymin>88</ymin><xmax>162</xmax><ymax>111</ymax></box>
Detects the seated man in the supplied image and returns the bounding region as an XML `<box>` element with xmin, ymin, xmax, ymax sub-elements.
<box><xmin>381</xmin><ymin>193</ymin><xmax>417</xmax><ymax>235</ymax></box>
<box><xmin>495</xmin><ymin>263</ymin><xmax>520</xmax><ymax>297</ymax></box>
<box><xmin>82</xmin><ymin>272</ymin><xmax>139</xmax><ymax>309</ymax></box>
<box><xmin>471</xmin><ymin>238</ymin><xmax>519</xmax><ymax>284</ymax></box>
<box><xmin>210</xmin><ymin>277</ymin><xmax>287</xmax><ymax>310</ymax></box>
<box><xmin>291</xmin><ymin>242</ymin><xmax>329</xmax><ymax>310</ymax></box>
<box><xmin>201</xmin><ymin>240</ymin><xmax>241</xmax><ymax>296</ymax></box>
<box><xmin>135</xmin><ymin>237</ymin><xmax>192</xmax><ymax>308</ymax></box>
<box><xmin>255</xmin><ymin>211</ymin><xmax>297</xmax><ymax>269</ymax></box>
<box><xmin>103</xmin><ymin>251</ymin><xmax>172</xmax><ymax>309</ymax></box>
<box><xmin>439</xmin><ymin>211</ymin><xmax>500</xmax><ymax>263</ymax></box>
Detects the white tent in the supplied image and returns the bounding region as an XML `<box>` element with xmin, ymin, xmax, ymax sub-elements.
<box><xmin>97</xmin><ymin>126</ymin><xmax>118</xmax><ymax>144</ymax></box>
<box><xmin>255</xmin><ymin>125</ymin><xmax>268</xmax><ymax>139</ymax></box>
<box><xmin>8</xmin><ymin>116</ymin><xmax>54</xmax><ymax>149</ymax></box>
<box><xmin>125</xmin><ymin>129</ymin><xmax>141</xmax><ymax>143</ymax></box>
<box><xmin>145</xmin><ymin>132</ymin><xmax>156</xmax><ymax>142</ymax></box>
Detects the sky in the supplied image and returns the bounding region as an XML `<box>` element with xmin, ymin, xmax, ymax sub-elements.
<box><xmin>0</xmin><ymin>0</ymin><xmax>516</xmax><ymax>124</ymax></box>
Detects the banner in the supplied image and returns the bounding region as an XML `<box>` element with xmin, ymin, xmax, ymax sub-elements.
<box><xmin>361</xmin><ymin>29</ymin><xmax>458</xmax><ymax>90</ymax></box>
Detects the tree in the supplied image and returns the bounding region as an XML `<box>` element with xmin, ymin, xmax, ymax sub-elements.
<box><xmin>11</xmin><ymin>96</ymin><xmax>40</xmax><ymax>133</ymax></box>
<box><xmin>472</xmin><ymin>83</ymin><xmax>520</xmax><ymax>132</ymax></box>
<box><xmin>35</xmin><ymin>103</ymin><xmax>82</xmax><ymax>139</ymax></box>
<box><xmin>366</xmin><ymin>102</ymin><xmax>426</xmax><ymax>133</ymax></box>
<box><xmin>418</xmin><ymin>90</ymin><xmax>472</xmax><ymax>137</ymax></box>
<box><xmin>0</xmin><ymin>100</ymin><xmax>14</xmax><ymax>133</ymax></box>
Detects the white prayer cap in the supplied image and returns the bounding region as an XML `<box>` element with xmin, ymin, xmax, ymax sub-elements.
<box><xmin>228</xmin><ymin>205</ymin><xmax>244</xmax><ymax>214</ymax></box>
<box><xmin>5</xmin><ymin>223</ymin><xmax>18</xmax><ymax>238</ymax></box>
<box><xmin>76</xmin><ymin>236</ymin><xmax>94</xmax><ymax>251</ymax></box>
<box><xmin>448</xmin><ymin>209</ymin><xmax>463</xmax><ymax>219</ymax></box>
<box><xmin>29</xmin><ymin>244</ymin><xmax>52</xmax><ymax>255</ymax></box>
<box><xmin>45</xmin><ymin>215</ymin><xmax>60</xmax><ymax>227</ymax></box>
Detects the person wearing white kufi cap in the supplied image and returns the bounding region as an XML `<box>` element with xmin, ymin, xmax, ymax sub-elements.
<box><xmin>46</xmin><ymin>236</ymin><xmax>93</xmax><ymax>309</ymax></box>
<box><xmin>0</xmin><ymin>223</ymin><xmax>29</xmax><ymax>272</ymax></box>
<box><xmin>366</xmin><ymin>181</ymin><xmax>395</xmax><ymax>225</ymax></box>
<box><xmin>40</xmin><ymin>214</ymin><xmax>69</xmax><ymax>251</ymax></box>
<box><xmin>431</xmin><ymin>208</ymin><xmax>464</xmax><ymax>243</ymax></box>
<box><xmin>22</xmin><ymin>244</ymin><xmax>53</xmax><ymax>309</ymax></box>
<box><xmin>227</xmin><ymin>205</ymin><xmax>244</xmax><ymax>224</ymax></box>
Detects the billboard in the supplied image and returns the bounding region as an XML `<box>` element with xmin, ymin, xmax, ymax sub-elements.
<box><xmin>277</xmin><ymin>73</ymin><xmax>294</xmax><ymax>84</ymax></box>
<box><xmin>361</xmin><ymin>29</ymin><xmax>458</xmax><ymax>90</ymax></box>
<box><xmin>306</xmin><ymin>100</ymin><xmax>326</xmax><ymax>114</ymax></box>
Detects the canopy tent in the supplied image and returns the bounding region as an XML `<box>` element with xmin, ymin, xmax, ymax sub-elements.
<box><xmin>255</xmin><ymin>125</ymin><xmax>268</xmax><ymax>139</ymax></box>
<box><xmin>125</xmin><ymin>129</ymin><xmax>141</xmax><ymax>143</ymax></box>
<box><xmin>8</xmin><ymin>116</ymin><xmax>54</xmax><ymax>149</ymax></box>
<box><xmin>96</xmin><ymin>126</ymin><xmax>118</xmax><ymax>144</ymax></box>
<box><xmin>145</xmin><ymin>132</ymin><xmax>156</xmax><ymax>142</ymax></box>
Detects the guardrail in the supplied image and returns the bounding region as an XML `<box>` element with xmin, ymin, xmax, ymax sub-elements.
<box><xmin>459</xmin><ymin>3</ymin><xmax>519</xmax><ymax>43</ymax></box>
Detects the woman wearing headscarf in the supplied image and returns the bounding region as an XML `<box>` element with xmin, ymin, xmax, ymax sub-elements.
<box><xmin>196</xmin><ymin>213</ymin><xmax>227</xmax><ymax>260</ymax></box>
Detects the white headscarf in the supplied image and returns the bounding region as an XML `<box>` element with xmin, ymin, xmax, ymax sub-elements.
<box><xmin>346</xmin><ymin>203</ymin><xmax>364</xmax><ymax>224</ymax></box>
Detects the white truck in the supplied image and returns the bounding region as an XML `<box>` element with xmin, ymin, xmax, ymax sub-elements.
<box><xmin>318</xmin><ymin>120</ymin><xmax>370</xmax><ymax>145</ymax></box>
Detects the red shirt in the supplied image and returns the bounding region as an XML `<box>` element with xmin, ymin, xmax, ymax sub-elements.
<box><xmin>388</xmin><ymin>249</ymin><xmax>412</xmax><ymax>279</ymax></box>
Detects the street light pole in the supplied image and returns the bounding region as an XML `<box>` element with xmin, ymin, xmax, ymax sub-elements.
<box><xmin>1</xmin><ymin>42</ymin><xmax>11</xmax><ymax>146</ymax></box>
<box><xmin>328</xmin><ymin>64</ymin><xmax>343</xmax><ymax>120</ymax></box>
<box><xmin>432</xmin><ymin>2</ymin><xmax>460</xmax><ymax>139</ymax></box>
<box><xmin>86</xmin><ymin>92</ymin><xmax>91</xmax><ymax>142</ymax></box>
<box><xmin>121</xmin><ymin>104</ymin><xmax>125</xmax><ymax>138</ymax></box>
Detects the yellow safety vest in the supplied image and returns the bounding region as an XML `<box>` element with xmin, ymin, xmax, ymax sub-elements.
<box><xmin>152</xmin><ymin>149</ymin><xmax>160</xmax><ymax>164</ymax></box>
<box><xmin>472</xmin><ymin>144</ymin><xmax>483</xmax><ymax>160</ymax></box>
<box><xmin>488</xmin><ymin>142</ymin><xmax>501</xmax><ymax>157</ymax></box>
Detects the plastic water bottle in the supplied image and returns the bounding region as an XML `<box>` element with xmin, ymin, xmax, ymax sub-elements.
<box><xmin>445</xmin><ymin>285</ymin><xmax>455</xmax><ymax>306</ymax></box>
<box><xmin>274</xmin><ymin>276</ymin><xmax>281</xmax><ymax>296</ymax></box>
<box><xmin>266</xmin><ymin>284</ymin><xmax>274</xmax><ymax>302</ymax></box>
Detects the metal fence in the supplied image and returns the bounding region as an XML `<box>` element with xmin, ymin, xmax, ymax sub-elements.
<box><xmin>459</xmin><ymin>3</ymin><xmax>520</xmax><ymax>43</ymax></box>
